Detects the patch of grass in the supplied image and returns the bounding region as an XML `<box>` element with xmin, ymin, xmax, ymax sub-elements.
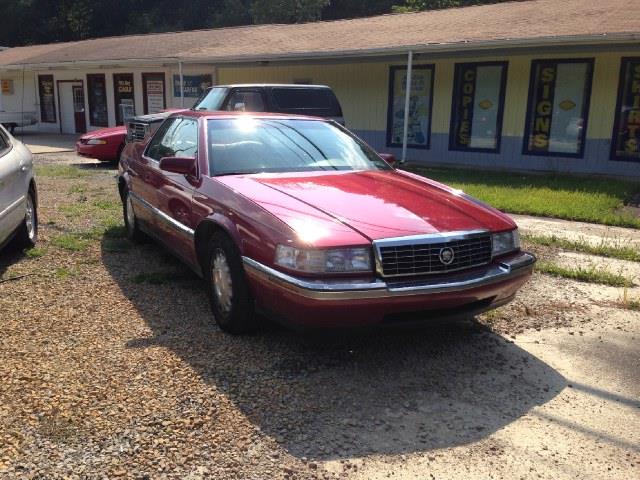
<box><xmin>24</xmin><ymin>247</ymin><xmax>47</xmax><ymax>258</ymax></box>
<box><xmin>406</xmin><ymin>166</ymin><xmax>640</xmax><ymax>229</ymax></box>
<box><xmin>68</xmin><ymin>184</ymin><xmax>87</xmax><ymax>194</ymax></box>
<box><xmin>536</xmin><ymin>261</ymin><xmax>633</xmax><ymax>288</ymax></box>
<box><xmin>620</xmin><ymin>287</ymin><xmax>640</xmax><ymax>311</ymax></box>
<box><xmin>35</xmin><ymin>165</ymin><xmax>91</xmax><ymax>179</ymax></box>
<box><xmin>54</xmin><ymin>268</ymin><xmax>73</xmax><ymax>279</ymax></box>
<box><xmin>50</xmin><ymin>233</ymin><xmax>90</xmax><ymax>251</ymax></box>
<box><xmin>103</xmin><ymin>225</ymin><xmax>127</xmax><ymax>239</ymax></box>
<box><xmin>103</xmin><ymin>238</ymin><xmax>132</xmax><ymax>253</ymax></box>
<box><xmin>523</xmin><ymin>234</ymin><xmax>640</xmax><ymax>262</ymax></box>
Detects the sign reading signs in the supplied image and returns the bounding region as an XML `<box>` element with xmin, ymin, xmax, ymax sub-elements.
<box><xmin>38</xmin><ymin>75</ymin><xmax>56</xmax><ymax>123</ymax></box>
<box><xmin>529</xmin><ymin>63</ymin><xmax>557</xmax><ymax>153</ymax></box>
<box><xmin>612</xmin><ymin>58</ymin><xmax>640</xmax><ymax>162</ymax></box>
<box><xmin>173</xmin><ymin>74</ymin><xmax>213</xmax><ymax>98</ymax></box>
<box><xmin>1</xmin><ymin>79</ymin><xmax>13</xmax><ymax>95</ymax></box>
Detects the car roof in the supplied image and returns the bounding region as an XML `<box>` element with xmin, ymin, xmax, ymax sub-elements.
<box><xmin>213</xmin><ymin>84</ymin><xmax>332</xmax><ymax>89</ymax></box>
<box><xmin>177</xmin><ymin>110</ymin><xmax>331</xmax><ymax>122</ymax></box>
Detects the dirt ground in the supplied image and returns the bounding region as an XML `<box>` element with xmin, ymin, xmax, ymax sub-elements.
<box><xmin>0</xmin><ymin>153</ymin><xmax>638</xmax><ymax>479</ymax></box>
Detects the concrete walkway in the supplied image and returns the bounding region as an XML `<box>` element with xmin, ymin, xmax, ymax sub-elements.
<box><xmin>511</xmin><ymin>213</ymin><xmax>640</xmax><ymax>248</ymax></box>
<box><xmin>15</xmin><ymin>132</ymin><xmax>77</xmax><ymax>154</ymax></box>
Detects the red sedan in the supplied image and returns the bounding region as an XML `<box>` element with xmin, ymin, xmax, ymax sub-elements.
<box><xmin>118</xmin><ymin>111</ymin><xmax>535</xmax><ymax>333</ymax></box>
<box><xmin>76</xmin><ymin>126</ymin><xmax>126</xmax><ymax>162</ymax></box>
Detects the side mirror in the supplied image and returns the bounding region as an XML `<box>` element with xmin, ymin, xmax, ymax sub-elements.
<box><xmin>379</xmin><ymin>153</ymin><xmax>397</xmax><ymax>167</ymax></box>
<box><xmin>159</xmin><ymin>156</ymin><xmax>196</xmax><ymax>175</ymax></box>
<box><xmin>233</xmin><ymin>102</ymin><xmax>246</xmax><ymax>112</ymax></box>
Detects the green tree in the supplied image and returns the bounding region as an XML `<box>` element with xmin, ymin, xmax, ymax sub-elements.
<box><xmin>251</xmin><ymin>0</ymin><xmax>330</xmax><ymax>24</ymax></box>
<box><xmin>392</xmin><ymin>0</ymin><xmax>509</xmax><ymax>13</ymax></box>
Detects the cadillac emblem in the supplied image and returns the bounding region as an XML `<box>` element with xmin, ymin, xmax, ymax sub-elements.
<box><xmin>439</xmin><ymin>247</ymin><xmax>455</xmax><ymax>265</ymax></box>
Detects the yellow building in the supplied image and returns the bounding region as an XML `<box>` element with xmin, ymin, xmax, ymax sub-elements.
<box><xmin>0</xmin><ymin>0</ymin><xmax>638</xmax><ymax>177</ymax></box>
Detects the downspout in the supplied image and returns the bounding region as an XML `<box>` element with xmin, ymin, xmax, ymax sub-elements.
<box><xmin>401</xmin><ymin>50</ymin><xmax>413</xmax><ymax>164</ymax></box>
<box><xmin>179</xmin><ymin>61</ymin><xmax>184</xmax><ymax>108</ymax></box>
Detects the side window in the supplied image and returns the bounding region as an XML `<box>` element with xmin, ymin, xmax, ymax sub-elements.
<box><xmin>225</xmin><ymin>90</ymin><xmax>266</xmax><ymax>112</ymax></box>
<box><xmin>146</xmin><ymin>117</ymin><xmax>198</xmax><ymax>161</ymax></box>
<box><xmin>0</xmin><ymin>129</ymin><xmax>9</xmax><ymax>156</ymax></box>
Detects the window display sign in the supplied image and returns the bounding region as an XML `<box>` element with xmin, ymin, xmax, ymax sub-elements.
<box><xmin>87</xmin><ymin>74</ymin><xmax>108</xmax><ymax>127</ymax></box>
<box><xmin>449</xmin><ymin>62</ymin><xmax>507</xmax><ymax>152</ymax></box>
<box><xmin>386</xmin><ymin>65</ymin><xmax>434</xmax><ymax>149</ymax></box>
<box><xmin>1</xmin><ymin>79</ymin><xmax>13</xmax><ymax>95</ymax></box>
<box><xmin>611</xmin><ymin>57</ymin><xmax>640</xmax><ymax>162</ymax></box>
<box><xmin>143</xmin><ymin>73</ymin><xmax>166</xmax><ymax>114</ymax></box>
<box><xmin>38</xmin><ymin>75</ymin><xmax>56</xmax><ymax>123</ymax></box>
<box><xmin>523</xmin><ymin>59</ymin><xmax>593</xmax><ymax>157</ymax></box>
<box><xmin>113</xmin><ymin>73</ymin><xmax>135</xmax><ymax>125</ymax></box>
<box><xmin>173</xmin><ymin>74</ymin><xmax>212</xmax><ymax>98</ymax></box>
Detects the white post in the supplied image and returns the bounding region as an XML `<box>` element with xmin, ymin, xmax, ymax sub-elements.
<box><xmin>401</xmin><ymin>50</ymin><xmax>413</xmax><ymax>164</ymax></box>
<box><xmin>179</xmin><ymin>61</ymin><xmax>184</xmax><ymax>107</ymax></box>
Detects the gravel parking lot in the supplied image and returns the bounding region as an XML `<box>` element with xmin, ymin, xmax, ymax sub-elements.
<box><xmin>0</xmin><ymin>152</ymin><xmax>638</xmax><ymax>479</ymax></box>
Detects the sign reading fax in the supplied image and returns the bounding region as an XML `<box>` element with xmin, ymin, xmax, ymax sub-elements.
<box><xmin>173</xmin><ymin>74</ymin><xmax>213</xmax><ymax>98</ymax></box>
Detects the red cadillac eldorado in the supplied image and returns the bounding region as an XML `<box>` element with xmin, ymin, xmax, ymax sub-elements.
<box><xmin>118</xmin><ymin>111</ymin><xmax>535</xmax><ymax>333</ymax></box>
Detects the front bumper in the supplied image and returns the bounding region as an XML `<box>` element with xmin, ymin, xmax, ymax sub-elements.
<box><xmin>243</xmin><ymin>251</ymin><xmax>535</xmax><ymax>327</ymax></box>
<box><xmin>75</xmin><ymin>141</ymin><xmax>119</xmax><ymax>161</ymax></box>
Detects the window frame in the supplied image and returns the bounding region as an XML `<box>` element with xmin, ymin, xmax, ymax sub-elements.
<box><xmin>610</xmin><ymin>56</ymin><xmax>640</xmax><ymax>163</ymax></box>
<box><xmin>0</xmin><ymin>126</ymin><xmax>11</xmax><ymax>157</ymax></box>
<box><xmin>86</xmin><ymin>73</ymin><xmax>109</xmax><ymax>128</ymax></box>
<box><xmin>144</xmin><ymin>116</ymin><xmax>199</xmax><ymax>163</ymax></box>
<box><xmin>522</xmin><ymin>57</ymin><xmax>595</xmax><ymax>159</ymax></box>
<box><xmin>38</xmin><ymin>74</ymin><xmax>57</xmax><ymax>124</ymax></box>
<box><xmin>222</xmin><ymin>88</ymin><xmax>267</xmax><ymax>112</ymax></box>
<box><xmin>448</xmin><ymin>61</ymin><xmax>509</xmax><ymax>154</ymax></box>
<box><xmin>386</xmin><ymin>64</ymin><xmax>435</xmax><ymax>150</ymax></box>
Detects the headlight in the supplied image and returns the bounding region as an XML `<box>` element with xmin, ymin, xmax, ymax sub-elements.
<box><xmin>492</xmin><ymin>229</ymin><xmax>520</xmax><ymax>256</ymax></box>
<box><xmin>275</xmin><ymin>245</ymin><xmax>372</xmax><ymax>274</ymax></box>
<box><xmin>86</xmin><ymin>139</ymin><xmax>107</xmax><ymax>145</ymax></box>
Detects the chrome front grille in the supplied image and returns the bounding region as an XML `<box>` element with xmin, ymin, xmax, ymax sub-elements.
<box><xmin>374</xmin><ymin>230</ymin><xmax>492</xmax><ymax>278</ymax></box>
<box><xmin>127</xmin><ymin>122</ymin><xmax>147</xmax><ymax>142</ymax></box>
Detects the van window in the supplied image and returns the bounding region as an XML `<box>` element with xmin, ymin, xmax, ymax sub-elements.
<box><xmin>271</xmin><ymin>88</ymin><xmax>343</xmax><ymax>117</ymax></box>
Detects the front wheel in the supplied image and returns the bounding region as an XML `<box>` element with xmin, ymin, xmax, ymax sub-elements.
<box><xmin>123</xmin><ymin>189</ymin><xmax>147</xmax><ymax>243</ymax></box>
<box><xmin>14</xmin><ymin>189</ymin><xmax>37</xmax><ymax>249</ymax></box>
<box><xmin>206</xmin><ymin>232</ymin><xmax>256</xmax><ymax>334</ymax></box>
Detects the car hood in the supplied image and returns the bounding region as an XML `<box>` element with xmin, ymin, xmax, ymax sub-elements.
<box><xmin>80</xmin><ymin>126</ymin><xmax>126</xmax><ymax>139</ymax></box>
<box><xmin>218</xmin><ymin>170</ymin><xmax>515</xmax><ymax>245</ymax></box>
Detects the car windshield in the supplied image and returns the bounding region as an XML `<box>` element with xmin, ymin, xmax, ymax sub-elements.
<box><xmin>207</xmin><ymin>118</ymin><xmax>390</xmax><ymax>175</ymax></box>
<box><xmin>194</xmin><ymin>87</ymin><xmax>229</xmax><ymax>111</ymax></box>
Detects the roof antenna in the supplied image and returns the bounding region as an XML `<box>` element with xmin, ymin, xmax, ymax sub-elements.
<box><xmin>20</xmin><ymin>64</ymin><xmax>25</xmax><ymax>142</ymax></box>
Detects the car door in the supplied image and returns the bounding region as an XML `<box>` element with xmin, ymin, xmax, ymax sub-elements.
<box><xmin>0</xmin><ymin>129</ymin><xmax>23</xmax><ymax>245</ymax></box>
<box><xmin>146</xmin><ymin>116</ymin><xmax>200</xmax><ymax>267</ymax></box>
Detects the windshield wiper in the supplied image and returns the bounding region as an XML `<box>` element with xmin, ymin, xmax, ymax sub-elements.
<box><xmin>214</xmin><ymin>171</ymin><xmax>262</xmax><ymax>176</ymax></box>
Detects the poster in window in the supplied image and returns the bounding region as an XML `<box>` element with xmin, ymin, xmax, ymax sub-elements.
<box><xmin>524</xmin><ymin>59</ymin><xmax>593</xmax><ymax>157</ymax></box>
<box><xmin>143</xmin><ymin>73</ymin><xmax>166</xmax><ymax>114</ymax></box>
<box><xmin>173</xmin><ymin>74</ymin><xmax>213</xmax><ymax>98</ymax></box>
<box><xmin>386</xmin><ymin>65</ymin><xmax>434</xmax><ymax>149</ymax></box>
<box><xmin>611</xmin><ymin>58</ymin><xmax>640</xmax><ymax>162</ymax></box>
<box><xmin>38</xmin><ymin>75</ymin><xmax>56</xmax><ymax>123</ymax></box>
<box><xmin>87</xmin><ymin>74</ymin><xmax>108</xmax><ymax>127</ymax></box>
<box><xmin>113</xmin><ymin>73</ymin><xmax>135</xmax><ymax>125</ymax></box>
<box><xmin>450</xmin><ymin>62</ymin><xmax>507</xmax><ymax>152</ymax></box>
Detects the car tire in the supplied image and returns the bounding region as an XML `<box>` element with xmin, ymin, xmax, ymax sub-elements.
<box><xmin>14</xmin><ymin>189</ymin><xmax>38</xmax><ymax>249</ymax></box>
<box><xmin>206</xmin><ymin>232</ymin><xmax>256</xmax><ymax>334</ymax></box>
<box><xmin>122</xmin><ymin>189</ymin><xmax>147</xmax><ymax>243</ymax></box>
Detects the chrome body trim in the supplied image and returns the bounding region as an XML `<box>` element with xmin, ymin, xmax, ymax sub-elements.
<box><xmin>372</xmin><ymin>229</ymin><xmax>491</xmax><ymax>278</ymax></box>
<box><xmin>0</xmin><ymin>194</ymin><xmax>25</xmax><ymax>219</ymax></box>
<box><xmin>242</xmin><ymin>251</ymin><xmax>535</xmax><ymax>301</ymax></box>
<box><xmin>129</xmin><ymin>191</ymin><xmax>195</xmax><ymax>238</ymax></box>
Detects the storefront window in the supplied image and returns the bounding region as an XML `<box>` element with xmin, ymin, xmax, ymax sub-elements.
<box><xmin>611</xmin><ymin>57</ymin><xmax>640</xmax><ymax>162</ymax></box>
<box><xmin>38</xmin><ymin>75</ymin><xmax>56</xmax><ymax>123</ymax></box>
<box><xmin>449</xmin><ymin>62</ymin><xmax>508</xmax><ymax>152</ymax></box>
<box><xmin>386</xmin><ymin>65</ymin><xmax>434</xmax><ymax>149</ymax></box>
<box><xmin>113</xmin><ymin>73</ymin><xmax>135</xmax><ymax>125</ymax></box>
<box><xmin>87</xmin><ymin>74</ymin><xmax>108</xmax><ymax>127</ymax></box>
<box><xmin>523</xmin><ymin>59</ymin><xmax>594</xmax><ymax>157</ymax></box>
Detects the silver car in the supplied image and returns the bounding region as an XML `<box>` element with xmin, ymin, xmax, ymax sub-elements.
<box><xmin>0</xmin><ymin>125</ymin><xmax>37</xmax><ymax>250</ymax></box>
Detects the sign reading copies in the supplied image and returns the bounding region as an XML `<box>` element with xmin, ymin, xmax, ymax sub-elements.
<box><xmin>173</xmin><ymin>74</ymin><xmax>213</xmax><ymax>98</ymax></box>
<box><xmin>387</xmin><ymin>65</ymin><xmax>433</xmax><ymax>148</ymax></box>
<box><xmin>450</xmin><ymin>62</ymin><xmax>507</xmax><ymax>151</ymax></box>
<box><xmin>612</xmin><ymin>58</ymin><xmax>640</xmax><ymax>162</ymax></box>
<box><xmin>38</xmin><ymin>75</ymin><xmax>56</xmax><ymax>123</ymax></box>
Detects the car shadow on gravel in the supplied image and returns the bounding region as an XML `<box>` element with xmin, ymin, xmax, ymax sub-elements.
<box><xmin>101</xmin><ymin>238</ymin><xmax>567</xmax><ymax>461</ymax></box>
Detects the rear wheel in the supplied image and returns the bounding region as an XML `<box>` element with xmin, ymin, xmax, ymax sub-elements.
<box><xmin>14</xmin><ymin>189</ymin><xmax>37</xmax><ymax>249</ymax></box>
<box><xmin>206</xmin><ymin>232</ymin><xmax>256</xmax><ymax>334</ymax></box>
<box><xmin>123</xmin><ymin>189</ymin><xmax>147</xmax><ymax>243</ymax></box>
